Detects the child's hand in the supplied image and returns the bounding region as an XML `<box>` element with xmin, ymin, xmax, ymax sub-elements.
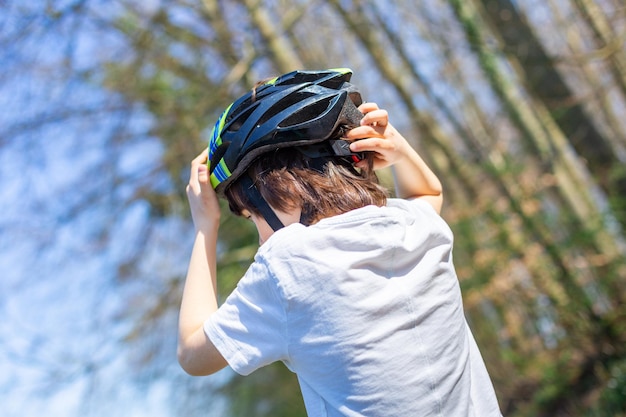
<box><xmin>344</xmin><ymin>102</ymin><xmax>413</xmax><ymax>171</ymax></box>
<box><xmin>186</xmin><ymin>149</ymin><xmax>221</xmax><ymax>233</ymax></box>
<box><xmin>346</xmin><ymin>103</ymin><xmax>443</xmax><ymax>210</ymax></box>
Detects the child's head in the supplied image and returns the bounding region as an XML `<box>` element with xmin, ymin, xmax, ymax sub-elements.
<box><xmin>207</xmin><ymin>68</ymin><xmax>387</xmax><ymax>229</ymax></box>
<box><xmin>226</xmin><ymin>147</ymin><xmax>387</xmax><ymax>226</ymax></box>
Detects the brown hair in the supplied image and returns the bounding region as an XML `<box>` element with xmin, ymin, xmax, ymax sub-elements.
<box><xmin>225</xmin><ymin>148</ymin><xmax>388</xmax><ymax>225</ymax></box>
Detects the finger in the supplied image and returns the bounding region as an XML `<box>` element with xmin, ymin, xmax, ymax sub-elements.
<box><xmin>343</xmin><ymin>125</ymin><xmax>383</xmax><ymax>140</ymax></box>
<box><xmin>360</xmin><ymin>109</ymin><xmax>388</xmax><ymax>127</ymax></box>
<box><xmin>189</xmin><ymin>160</ymin><xmax>199</xmax><ymax>189</ymax></box>
<box><xmin>197</xmin><ymin>163</ymin><xmax>209</xmax><ymax>185</ymax></box>
<box><xmin>189</xmin><ymin>149</ymin><xmax>209</xmax><ymax>189</ymax></box>
<box><xmin>358</xmin><ymin>102</ymin><xmax>380</xmax><ymax>113</ymax></box>
<box><xmin>354</xmin><ymin>159</ymin><xmax>368</xmax><ymax>170</ymax></box>
<box><xmin>193</xmin><ymin>148</ymin><xmax>209</xmax><ymax>164</ymax></box>
<box><xmin>349</xmin><ymin>137</ymin><xmax>394</xmax><ymax>153</ymax></box>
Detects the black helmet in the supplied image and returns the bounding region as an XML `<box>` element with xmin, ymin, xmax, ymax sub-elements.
<box><xmin>207</xmin><ymin>68</ymin><xmax>364</xmax><ymax>195</ymax></box>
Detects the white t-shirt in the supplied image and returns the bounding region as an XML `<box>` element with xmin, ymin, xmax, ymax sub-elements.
<box><xmin>205</xmin><ymin>199</ymin><xmax>502</xmax><ymax>417</ymax></box>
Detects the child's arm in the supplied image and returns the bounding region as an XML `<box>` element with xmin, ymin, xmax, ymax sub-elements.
<box><xmin>177</xmin><ymin>149</ymin><xmax>228</xmax><ymax>376</ymax></box>
<box><xmin>346</xmin><ymin>102</ymin><xmax>443</xmax><ymax>213</ymax></box>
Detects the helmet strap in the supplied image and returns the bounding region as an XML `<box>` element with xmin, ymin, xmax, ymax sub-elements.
<box><xmin>239</xmin><ymin>175</ymin><xmax>285</xmax><ymax>231</ymax></box>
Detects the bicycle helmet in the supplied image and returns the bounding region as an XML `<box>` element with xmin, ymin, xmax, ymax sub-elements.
<box><xmin>207</xmin><ymin>68</ymin><xmax>365</xmax><ymax>231</ymax></box>
<box><xmin>207</xmin><ymin>68</ymin><xmax>364</xmax><ymax>194</ymax></box>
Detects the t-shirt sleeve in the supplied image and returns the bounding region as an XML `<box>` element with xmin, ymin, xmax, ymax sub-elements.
<box><xmin>204</xmin><ymin>257</ymin><xmax>288</xmax><ymax>376</ymax></box>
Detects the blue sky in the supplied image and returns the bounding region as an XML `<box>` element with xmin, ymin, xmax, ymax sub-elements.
<box><xmin>0</xmin><ymin>3</ymin><xmax>207</xmax><ymax>416</ymax></box>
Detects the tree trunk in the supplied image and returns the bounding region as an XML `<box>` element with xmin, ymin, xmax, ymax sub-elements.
<box><xmin>237</xmin><ymin>0</ymin><xmax>303</xmax><ymax>73</ymax></box>
<box><xmin>478</xmin><ymin>0</ymin><xmax>626</xmax><ymax>227</ymax></box>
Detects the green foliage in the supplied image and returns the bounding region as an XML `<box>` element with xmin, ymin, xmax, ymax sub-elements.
<box><xmin>9</xmin><ymin>0</ymin><xmax>625</xmax><ymax>415</ymax></box>
<box><xmin>222</xmin><ymin>364</ymin><xmax>307</xmax><ymax>417</ymax></box>
<box><xmin>593</xmin><ymin>359</ymin><xmax>626</xmax><ymax>417</ymax></box>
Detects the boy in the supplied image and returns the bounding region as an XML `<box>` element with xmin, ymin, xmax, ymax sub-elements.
<box><xmin>178</xmin><ymin>69</ymin><xmax>501</xmax><ymax>416</ymax></box>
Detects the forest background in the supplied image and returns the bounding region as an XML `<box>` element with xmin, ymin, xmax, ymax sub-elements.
<box><xmin>1</xmin><ymin>0</ymin><xmax>625</xmax><ymax>416</ymax></box>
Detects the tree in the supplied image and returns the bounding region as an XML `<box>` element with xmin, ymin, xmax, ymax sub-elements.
<box><xmin>1</xmin><ymin>1</ymin><xmax>625</xmax><ymax>416</ymax></box>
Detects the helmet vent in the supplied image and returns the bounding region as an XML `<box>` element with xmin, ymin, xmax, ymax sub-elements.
<box><xmin>257</xmin><ymin>91</ymin><xmax>316</xmax><ymax>126</ymax></box>
<box><xmin>280</xmin><ymin>96</ymin><xmax>332</xmax><ymax>127</ymax></box>
<box><xmin>227</xmin><ymin>107</ymin><xmax>255</xmax><ymax>132</ymax></box>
